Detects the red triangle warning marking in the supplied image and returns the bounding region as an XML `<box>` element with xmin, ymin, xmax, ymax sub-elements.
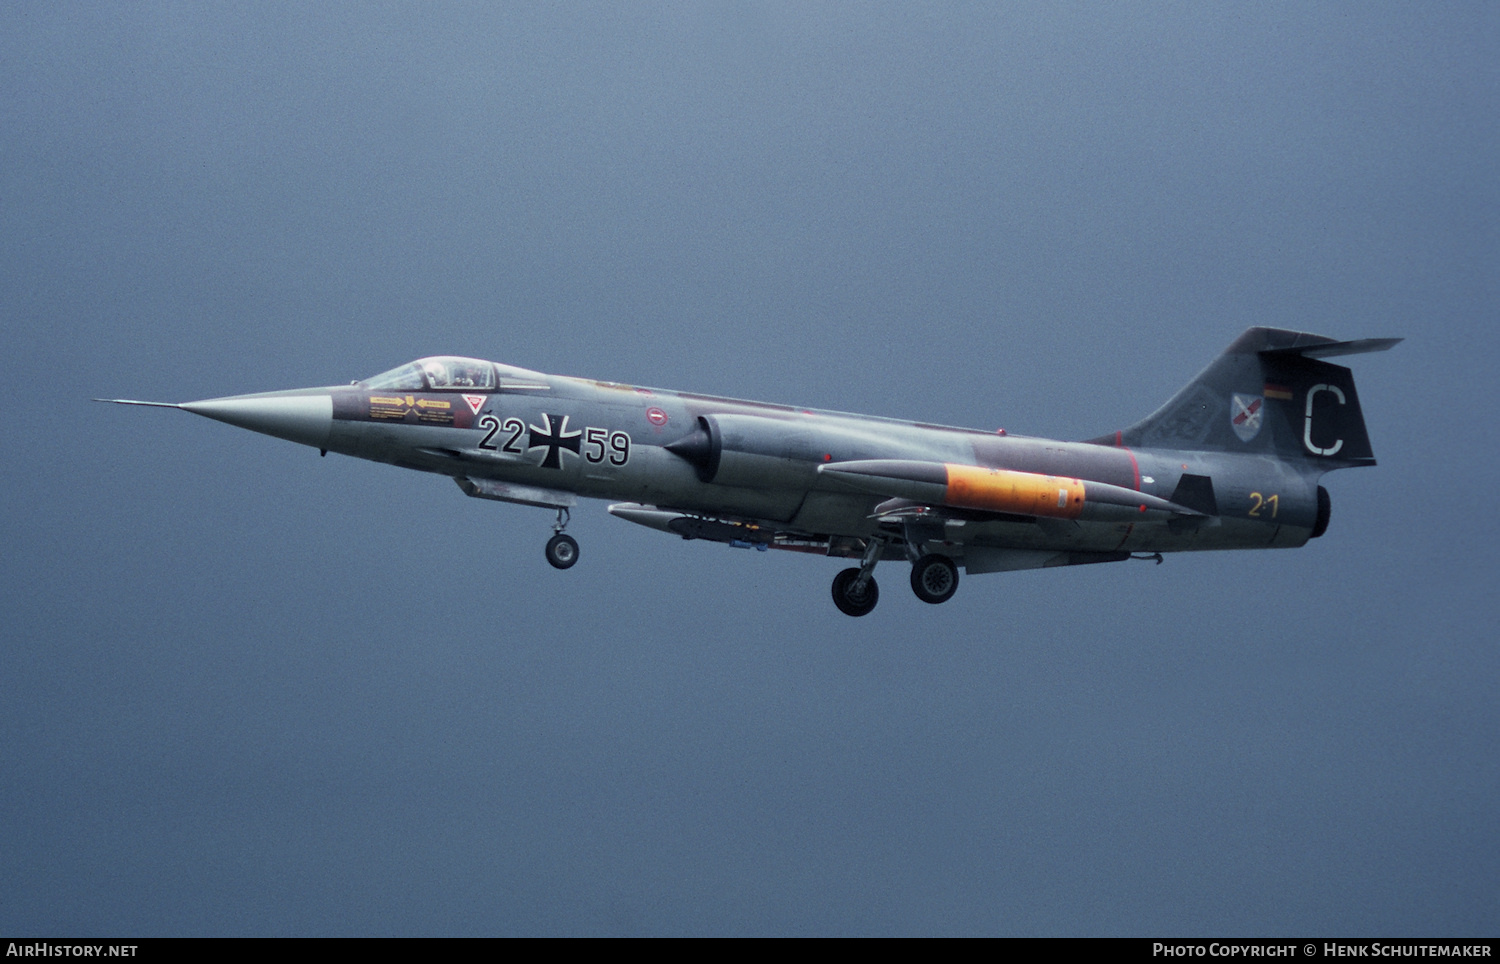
<box><xmin>463</xmin><ymin>394</ymin><xmax>487</xmax><ymax>415</ymax></box>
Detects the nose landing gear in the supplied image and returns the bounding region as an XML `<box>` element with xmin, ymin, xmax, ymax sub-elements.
<box><xmin>545</xmin><ymin>507</ymin><xmax>579</xmax><ymax>570</ymax></box>
<box><xmin>831</xmin><ymin>567</ymin><xmax>879</xmax><ymax>617</ymax></box>
<box><xmin>831</xmin><ymin>535</ymin><xmax>888</xmax><ymax>617</ymax></box>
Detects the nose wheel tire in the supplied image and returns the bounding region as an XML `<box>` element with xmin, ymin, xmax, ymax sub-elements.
<box><xmin>545</xmin><ymin>533</ymin><xmax>579</xmax><ymax>570</ymax></box>
<box><xmin>910</xmin><ymin>554</ymin><xmax>959</xmax><ymax>604</ymax></box>
<box><xmin>831</xmin><ymin>567</ymin><xmax>880</xmax><ymax>617</ymax></box>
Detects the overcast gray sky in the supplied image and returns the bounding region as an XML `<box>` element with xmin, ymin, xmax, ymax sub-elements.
<box><xmin>3</xmin><ymin>2</ymin><xmax>1496</xmax><ymax>936</ymax></box>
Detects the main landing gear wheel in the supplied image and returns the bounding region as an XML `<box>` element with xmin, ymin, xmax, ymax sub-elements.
<box><xmin>910</xmin><ymin>554</ymin><xmax>959</xmax><ymax>604</ymax></box>
<box><xmin>545</xmin><ymin>533</ymin><xmax>579</xmax><ymax>570</ymax></box>
<box><xmin>831</xmin><ymin>567</ymin><xmax>880</xmax><ymax>617</ymax></box>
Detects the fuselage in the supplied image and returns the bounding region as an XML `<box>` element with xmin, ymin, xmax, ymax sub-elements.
<box><xmin>184</xmin><ymin>354</ymin><xmax>1322</xmax><ymax>571</ymax></box>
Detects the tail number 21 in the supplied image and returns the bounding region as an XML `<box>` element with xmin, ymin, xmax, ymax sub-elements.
<box><xmin>1247</xmin><ymin>492</ymin><xmax>1279</xmax><ymax>518</ymax></box>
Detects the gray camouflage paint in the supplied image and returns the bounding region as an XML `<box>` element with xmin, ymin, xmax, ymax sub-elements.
<box><xmin>106</xmin><ymin>326</ymin><xmax>1396</xmax><ymax>611</ymax></box>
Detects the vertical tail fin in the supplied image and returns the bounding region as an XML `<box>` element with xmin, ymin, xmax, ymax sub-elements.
<box><xmin>1097</xmin><ymin>327</ymin><xmax>1400</xmax><ymax>468</ymax></box>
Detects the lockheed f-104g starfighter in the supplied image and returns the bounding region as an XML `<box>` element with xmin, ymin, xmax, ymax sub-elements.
<box><xmin>100</xmin><ymin>327</ymin><xmax>1398</xmax><ymax>615</ymax></box>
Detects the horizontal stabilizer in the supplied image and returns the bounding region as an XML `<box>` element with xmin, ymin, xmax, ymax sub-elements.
<box><xmin>1261</xmin><ymin>337</ymin><xmax>1403</xmax><ymax>359</ymax></box>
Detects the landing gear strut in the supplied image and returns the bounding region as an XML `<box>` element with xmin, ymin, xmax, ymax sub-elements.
<box><xmin>545</xmin><ymin>507</ymin><xmax>579</xmax><ymax>570</ymax></box>
<box><xmin>909</xmin><ymin>554</ymin><xmax>959</xmax><ymax>604</ymax></box>
<box><xmin>831</xmin><ymin>536</ymin><xmax>886</xmax><ymax>617</ymax></box>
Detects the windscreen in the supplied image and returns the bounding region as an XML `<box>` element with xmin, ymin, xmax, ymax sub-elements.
<box><xmin>361</xmin><ymin>357</ymin><xmax>497</xmax><ymax>391</ymax></box>
<box><xmin>361</xmin><ymin>362</ymin><xmax>425</xmax><ymax>390</ymax></box>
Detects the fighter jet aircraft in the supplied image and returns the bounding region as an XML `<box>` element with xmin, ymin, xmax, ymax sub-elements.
<box><xmin>100</xmin><ymin>327</ymin><xmax>1398</xmax><ymax>615</ymax></box>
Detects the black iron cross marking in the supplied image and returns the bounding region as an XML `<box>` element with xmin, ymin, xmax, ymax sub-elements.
<box><xmin>528</xmin><ymin>413</ymin><xmax>582</xmax><ymax>469</ymax></box>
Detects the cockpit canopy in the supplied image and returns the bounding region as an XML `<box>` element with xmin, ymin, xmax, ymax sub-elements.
<box><xmin>362</xmin><ymin>356</ymin><xmax>498</xmax><ymax>391</ymax></box>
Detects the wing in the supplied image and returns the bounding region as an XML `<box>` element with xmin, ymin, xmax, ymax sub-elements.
<box><xmin>606</xmin><ymin>503</ymin><xmax>869</xmax><ymax>557</ymax></box>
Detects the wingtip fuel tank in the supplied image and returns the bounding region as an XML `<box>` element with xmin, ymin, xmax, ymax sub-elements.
<box><xmin>817</xmin><ymin>459</ymin><xmax>1202</xmax><ymax>522</ymax></box>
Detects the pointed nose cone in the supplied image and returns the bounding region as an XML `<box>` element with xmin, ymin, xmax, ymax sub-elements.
<box><xmin>180</xmin><ymin>390</ymin><xmax>333</xmax><ymax>449</ymax></box>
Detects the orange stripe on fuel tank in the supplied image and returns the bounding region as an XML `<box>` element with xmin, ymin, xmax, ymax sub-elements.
<box><xmin>943</xmin><ymin>465</ymin><xmax>1086</xmax><ymax>519</ymax></box>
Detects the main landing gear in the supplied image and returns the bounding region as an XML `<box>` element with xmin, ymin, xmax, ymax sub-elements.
<box><xmin>910</xmin><ymin>554</ymin><xmax>959</xmax><ymax>604</ymax></box>
<box><xmin>830</xmin><ymin>541</ymin><xmax>962</xmax><ymax>616</ymax></box>
<box><xmin>544</xmin><ymin>507</ymin><xmax>579</xmax><ymax>570</ymax></box>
